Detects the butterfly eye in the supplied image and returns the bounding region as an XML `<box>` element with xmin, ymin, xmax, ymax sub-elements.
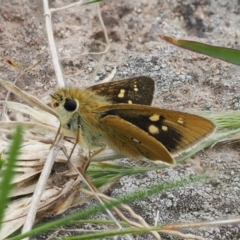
<box><xmin>53</xmin><ymin>102</ymin><xmax>59</xmax><ymax>108</ymax></box>
<box><xmin>64</xmin><ymin>99</ymin><xmax>77</xmax><ymax>112</ymax></box>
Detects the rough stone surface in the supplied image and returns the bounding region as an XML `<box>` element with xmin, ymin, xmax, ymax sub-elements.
<box><xmin>1</xmin><ymin>0</ymin><xmax>240</xmax><ymax>239</ymax></box>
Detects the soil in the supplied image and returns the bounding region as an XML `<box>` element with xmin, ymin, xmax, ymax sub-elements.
<box><xmin>1</xmin><ymin>0</ymin><xmax>240</xmax><ymax>239</ymax></box>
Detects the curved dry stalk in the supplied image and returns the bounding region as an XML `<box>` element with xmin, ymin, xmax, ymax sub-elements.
<box><xmin>43</xmin><ymin>0</ymin><xmax>65</xmax><ymax>88</ymax></box>
<box><xmin>58</xmin><ymin>3</ymin><xmax>111</xmax><ymax>80</ymax></box>
<box><xmin>163</xmin><ymin>218</ymin><xmax>240</xmax><ymax>230</ymax></box>
<box><xmin>2</xmin><ymin>58</ymin><xmax>42</xmax><ymax>121</ymax></box>
<box><xmin>81</xmin><ymin>185</ymin><xmax>161</xmax><ymax>240</ymax></box>
<box><xmin>21</xmin><ymin>135</ymin><xmax>63</xmax><ymax>233</ymax></box>
<box><xmin>159</xmin><ymin>230</ymin><xmax>205</xmax><ymax>240</ymax></box>
<box><xmin>91</xmin><ymin>3</ymin><xmax>110</xmax><ymax>81</ymax></box>
<box><xmin>70</xmin><ymin>163</ymin><xmax>133</xmax><ymax>240</ymax></box>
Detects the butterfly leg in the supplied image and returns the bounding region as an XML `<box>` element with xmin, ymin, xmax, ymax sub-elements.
<box><xmin>67</xmin><ymin>126</ymin><xmax>81</xmax><ymax>162</ymax></box>
<box><xmin>78</xmin><ymin>144</ymin><xmax>106</xmax><ymax>174</ymax></box>
<box><xmin>50</xmin><ymin>124</ymin><xmax>61</xmax><ymax>149</ymax></box>
<box><xmin>90</xmin><ymin>144</ymin><xmax>106</xmax><ymax>160</ymax></box>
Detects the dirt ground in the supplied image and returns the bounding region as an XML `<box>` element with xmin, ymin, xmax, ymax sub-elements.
<box><xmin>1</xmin><ymin>0</ymin><xmax>240</xmax><ymax>239</ymax></box>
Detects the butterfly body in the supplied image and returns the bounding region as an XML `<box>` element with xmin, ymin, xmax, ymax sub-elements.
<box><xmin>50</xmin><ymin>77</ymin><xmax>215</xmax><ymax>165</ymax></box>
<box><xmin>51</xmin><ymin>86</ymin><xmax>109</xmax><ymax>148</ymax></box>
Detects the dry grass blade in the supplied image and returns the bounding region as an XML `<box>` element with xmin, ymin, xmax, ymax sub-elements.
<box><xmin>0</xmin><ymin>78</ymin><xmax>57</xmax><ymax>117</ymax></box>
<box><xmin>0</xmin><ymin>121</ymin><xmax>56</xmax><ymax>136</ymax></box>
<box><xmin>0</xmin><ymin>177</ymin><xmax>81</xmax><ymax>240</ymax></box>
<box><xmin>2</xmin><ymin>101</ymin><xmax>58</xmax><ymax>127</ymax></box>
<box><xmin>0</xmin><ymin>77</ymin><xmax>91</xmax><ymax>239</ymax></box>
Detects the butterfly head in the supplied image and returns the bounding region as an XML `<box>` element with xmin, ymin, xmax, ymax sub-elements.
<box><xmin>50</xmin><ymin>89</ymin><xmax>80</xmax><ymax>122</ymax></box>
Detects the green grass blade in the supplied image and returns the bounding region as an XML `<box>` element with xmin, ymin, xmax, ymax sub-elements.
<box><xmin>176</xmin><ymin>111</ymin><xmax>240</xmax><ymax>162</ymax></box>
<box><xmin>0</xmin><ymin>126</ymin><xmax>22</xmax><ymax>229</ymax></box>
<box><xmin>202</xmin><ymin>111</ymin><xmax>240</xmax><ymax>130</ymax></box>
<box><xmin>160</xmin><ymin>35</ymin><xmax>240</xmax><ymax>65</ymax></box>
<box><xmin>65</xmin><ymin>226</ymin><xmax>163</xmax><ymax>239</ymax></box>
<box><xmin>87</xmin><ymin>162</ymin><xmax>164</xmax><ymax>188</ymax></box>
<box><xmin>83</xmin><ymin>0</ymin><xmax>104</xmax><ymax>5</ymax></box>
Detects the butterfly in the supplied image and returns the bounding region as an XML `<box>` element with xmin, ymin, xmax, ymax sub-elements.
<box><xmin>50</xmin><ymin>76</ymin><xmax>215</xmax><ymax>165</ymax></box>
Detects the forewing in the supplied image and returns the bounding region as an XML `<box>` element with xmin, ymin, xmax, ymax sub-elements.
<box><xmin>97</xmin><ymin>104</ymin><xmax>215</xmax><ymax>155</ymax></box>
<box><xmin>87</xmin><ymin>76</ymin><xmax>154</xmax><ymax>105</ymax></box>
<box><xmin>99</xmin><ymin>115</ymin><xmax>175</xmax><ymax>165</ymax></box>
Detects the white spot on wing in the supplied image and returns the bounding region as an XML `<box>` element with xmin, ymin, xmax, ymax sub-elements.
<box><xmin>132</xmin><ymin>138</ymin><xmax>141</xmax><ymax>143</ymax></box>
<box><xmin>118</xmin><ymin>89</ymin><xmax>125</xmax><ymax>98</ymax></box>
<box><xmin>149</xmin><ymin>125</ymin><xmax>159</xmax><ymax>134</ymax></box>
<box><xmin>149</xmin><ymin>114</ymin><xmax>160</xmax><ymax>121</ymax></box>
<box><xmin>177</xmin><ymin>117</ymin><xmax>184</xmax><ymax>124</ymax></box>
<box><xmin>161</xmin><ymin>125</ymin><xmax>168</xmax><ymax>131</ymax></box>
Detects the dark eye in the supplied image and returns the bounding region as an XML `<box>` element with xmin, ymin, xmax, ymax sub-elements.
<box><xmin>64</xmin><ymin>99</ymin><xmax>77</xmax><ymax>112</ymax></box>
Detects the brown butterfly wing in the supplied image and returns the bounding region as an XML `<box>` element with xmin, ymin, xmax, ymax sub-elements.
<box><xmin>87</xmin><ymin>76</ymin><xmax>154</xmax><ymax>105</ymax></box>
<box><xmin>99</xmin><ymin>115</ymin><xmax>175</xmax><ymax>165</ymax></box>
<box><xmin>97</xmin><ymin>104</ymin><xmax>215</xmax><ymax>156</ymax></box>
